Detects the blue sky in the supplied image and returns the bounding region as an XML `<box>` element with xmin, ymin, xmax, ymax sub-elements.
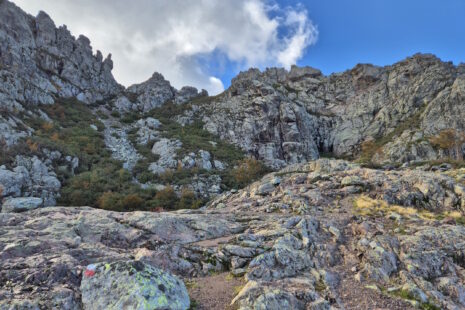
<box><xmin>14</xmin><ymin>0</ymin><xmax>465</xmax><ymax>93</ymax></box>
<box><xmin>220</xmin><ymin>0</ymin><xmax>465</xmax><ymax>88</ymax></box>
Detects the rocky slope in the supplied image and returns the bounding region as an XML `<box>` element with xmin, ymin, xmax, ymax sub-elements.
<box><xmin>0</xmin><ymin>0</ymin><xmax>246</xmax><ymax>208</ymax></box>
<box><xmin>1</xmin><ymin>159</ymin><xmax>465</xmax><ymax>309</ymax></box>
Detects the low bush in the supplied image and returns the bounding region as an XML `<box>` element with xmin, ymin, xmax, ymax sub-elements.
<box><xmin>224</xmin><ymin>157</ymin><xmax>270</xmax><ymax>189</ymax></box>
<box><xmin>154</xmin><ymin>186</ymin><xmax>178</xmax><ymax>210</ymax></box>
<box><xmin>177</xmin><ymin>189</ymin><xmax>204</xmax><ymax>210</ymax></box>
<box><xmin>120</xmin><ymin>112</ymin><xmax>140</xmax><ymax>124</ymax></box>
<box><xmin>110</xmin><ymin>110</ymin><xmax>121</xmax><ymax>118</ymax></box>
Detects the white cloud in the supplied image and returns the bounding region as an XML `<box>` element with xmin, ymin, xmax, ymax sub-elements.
<box><xmin>12</xmin><ymin>0</ymin><xmax>318</xmax><ymax>95</ymax></box>
<box><xmin>208</xmin><ymin>77</ymin><xmax>225</xmax><ymax>95</ymax></box>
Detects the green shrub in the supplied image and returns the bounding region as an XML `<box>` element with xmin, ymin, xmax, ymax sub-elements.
<box><xmin>122</xmin><ymin>194</ymin><xmax>145</xmax><ymax>210</ymax></box>
<box><xmin>97</xmin><ymin>191</ymin><xmax>123</xmax><ymax>210</ymax></box>
<box><xmin>177</xmin><ymin>189</ymin><xmax>204</xmax><ymax>209</ymax></box>
<box><xmin>110</xmin><ymin>110</ymin><xmax>121</xmax><ymax>118</ymax></box>
<box><xmin>154</xmin><ymin>186</ymin><xmax>178</xmax><ymax>210</ymax></box>
<box><xmin>96</xmin><ymin>110</ymin><xmax>109</xmax><ymax>120</ymax></box>
<box><xmin>121</xmin><ymin>112</ymin><xmax>140</xmax><ymax>124</ymax></box>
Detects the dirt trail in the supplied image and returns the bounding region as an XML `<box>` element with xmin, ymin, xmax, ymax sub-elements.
<box><xmin>186</xmin><ymin>273</ymin><xmax>244</xmax><ymax>310</ymax></box>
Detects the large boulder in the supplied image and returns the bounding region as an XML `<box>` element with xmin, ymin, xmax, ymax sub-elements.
<box><xmin>1</xmin><ymin>197</ymin><xmax>43</xmax><ymax>213</ymax></box>
<box><xmin>80</xmin><ymin>261</ymin><xmax>190</xmax><ymax>310</ymax></box>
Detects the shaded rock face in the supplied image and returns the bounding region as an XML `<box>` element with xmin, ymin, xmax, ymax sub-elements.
<box><xmin>201</xmin><ymin>55</ymin><xmax>465</xmax><ymax>168</ymax></box>
<box><xmin>80</xmin><ymin>261</ymin><xmax>190</xmax><ymax>310</ymax></box>
<box><xmin>1</xmin><ymin>159</ymin><xmax>465</xmax><ymax>309</ymax></box>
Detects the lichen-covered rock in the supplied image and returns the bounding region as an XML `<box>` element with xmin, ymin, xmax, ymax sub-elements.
<box><xmin>80</xmin><ymin>261</ymin><xmax>190</xmax><ymax>310</ymax></box>
<box><xmin>2</xmin><ymin>160</ymin><xmax>465</xmax><ymax>308</ymax></box>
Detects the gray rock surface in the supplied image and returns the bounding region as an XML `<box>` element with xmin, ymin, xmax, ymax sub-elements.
<box><xmin>149</xmin><ymin>138</ymin><xmax>183</xmax><ymax>174</ymax></box>
<box><xmin>1</xmin><ymin>197</ymin><xmax>43</xmax><ymax>213</ymax></box>
<box><xmin>80</xmin><ymin>260</ymin><xmax>190</xmax><ymax>310</ymax></box>
<box><xmin>119</xmin><ymin>73</ymin><xmax>207</xmax><ymax>112</ymax></box>
<box><xmin>1</xmin><ymin>159</ymin><xmax>464</xmax><ymax>309</ymax></box>
<box><xmin>0</xmin><ymin>156</ymin><xmax>61</xmax><ymax>206</ymax></box>
<box><xmin>101</xmin><ymin>117</ymin><xmax>142</xmax><ymax>170</ymax></box>
<box><xmin>0</xmin><ymin>1</ymin><xmax>122</xmax><ymax>106</ymax></box>
<box><xmin>125</xmin><ymin>73</ymin><xmax>177</xmax><ymax>112</ymax></box>
<box><xmin>200</xmin><ymin>54</ymin><xmax>465</xmax><ymax>167</ymax></box>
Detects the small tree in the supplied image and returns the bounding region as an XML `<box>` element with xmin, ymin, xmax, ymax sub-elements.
<box><xmin>176</xmin><ymin>188</ymin><xmax>205</xmax><ymax>210</ymax></box>
<box><xmin>121</xmin><ymin>194</ymin><xmax>144</xmax><ymax>210</ymax></box>
<box><xmin>97</xmin><ymin>191</ymin><xmax>122</xmax><ymax>211</ymax></box>
<box><xmin>429</xmin><ymin>129</ymin><xmax>465</xmax><ymax>161</ymax></box>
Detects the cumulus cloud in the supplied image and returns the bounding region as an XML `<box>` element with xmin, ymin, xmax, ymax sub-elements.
<box><xmin>12</xmin><ymin>0</ymin><xmax>318</xmax><ymax>94</ymax></box>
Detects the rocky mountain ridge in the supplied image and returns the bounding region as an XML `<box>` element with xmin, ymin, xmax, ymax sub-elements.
<box><xmin>198</xmin><ymin>54</ymin><xmax>465</xmax><ymax>168</ymax></box>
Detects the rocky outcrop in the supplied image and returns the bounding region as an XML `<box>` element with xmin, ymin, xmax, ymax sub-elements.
<box><xmin>2</xmin><ymin>0</ymin><xmax>464</xmax><ymax>210</ymax></box>
<box><xmin>0</xmin><ymin>0</ymin><xmax>123</xmax><ymax>175</ymax></box>
<box><xmin>116</xmin><ymin>73</ymin><xmax>208</xmax><ymax>113</ymax></box>
<box><xmin>0</xmin><ymin>1</ymin><xmax>122</xmax><ymax>106</ymax></box>
<box><xmin>1</xmin><ymin>159</ymin><xmax>465</xmax><ymax>309</ymax></box>
<box><xmin>200</xmin><ymin>56</ymin><xmax>465</xmax><ymax>168</ymax></box>
<box><xmin>0</xmin><ymin>156</ymin><xmax>61</xmax><ymax>206</ymax></box>
<box><xmin>101</xmin><ymin>116</ymin><xmax>142</xmax><ymax>170</ymax></box>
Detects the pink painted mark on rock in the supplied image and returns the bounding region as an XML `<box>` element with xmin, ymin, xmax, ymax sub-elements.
<box><xmin>84</xmin><ymin>264</ymin><xmax>97</xmax><ymax>277</ymax></box>
<box><xmin>84</xmin><ymin>269</ymin><xmax>96</xmax><ymax>277</ymax></box>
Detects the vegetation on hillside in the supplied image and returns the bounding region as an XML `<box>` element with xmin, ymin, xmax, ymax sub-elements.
<box><xmin>128</xmin><ymin>101</ymin><xmax>268</xmax><ymax>191</ymax></box>
<box><xmin>6</xmin><ymin>98</ymin><xmax>269</xmax><ymax>212</ymax></box>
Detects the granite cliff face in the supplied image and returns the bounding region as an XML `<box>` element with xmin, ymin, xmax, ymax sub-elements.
<box><xmin>199</xmin><ymin>56</ymin><xmax>465</xmax><ymax>168</ymax></box>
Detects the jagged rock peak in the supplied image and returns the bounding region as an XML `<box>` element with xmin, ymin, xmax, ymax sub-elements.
<box><xmin>0</xmin><ymin>0</ymin><xmax>123</xmax><ymax>105</ymax></box>
<box><xmin>116</xmin><ymin>72</ymin><xmax>208</xmax><ymax>112</ymax></box>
